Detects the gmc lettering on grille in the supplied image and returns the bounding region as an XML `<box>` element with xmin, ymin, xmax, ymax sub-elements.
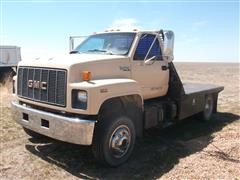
<box><xmin>28</xmin><ymin>80</ymin><xmax>47</xmax><ymax>90</ymax></box>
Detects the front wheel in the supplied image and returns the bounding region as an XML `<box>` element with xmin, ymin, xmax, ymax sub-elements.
<box><xmin>92</xmin><ymin>116</ymin><xmax>136</xmax><ymax>167</ymax></box>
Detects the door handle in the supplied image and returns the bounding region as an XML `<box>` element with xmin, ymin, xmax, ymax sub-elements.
<box><xmin>162</xmin><ymin>65</ymin><xmax>169</xmax><ymax>71</ymax></box>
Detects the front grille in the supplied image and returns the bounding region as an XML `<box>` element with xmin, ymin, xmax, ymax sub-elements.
<box><xmin>17</xmin><ymin>67</ymin><xmax>67</xmax><ymax>107</ymax></box>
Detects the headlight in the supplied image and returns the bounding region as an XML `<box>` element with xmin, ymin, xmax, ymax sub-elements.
<box><xmin>72</xmin><ymin>90</ymin><xmax>87</xmax><ymax>109</ymax></box>
<box><xmin>77</xmin><ymin>91</ymin><xmax>87</xmax><ymax>102</ymax></box>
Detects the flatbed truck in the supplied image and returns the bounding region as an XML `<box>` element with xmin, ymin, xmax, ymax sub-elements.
<box><xmin>11</xmin><ymin>30</ymin><xmax>223</xmax><ymax>166</ymax></box>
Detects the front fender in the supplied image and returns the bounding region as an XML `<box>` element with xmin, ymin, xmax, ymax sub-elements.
<box><xmin>69</xmin><ymin>79</ymin><xmax>142</xmax><ymax>115</ymax></box>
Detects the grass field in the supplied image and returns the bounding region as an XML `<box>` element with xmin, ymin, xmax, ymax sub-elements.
<box><xmin>0</xmin><ymin>62</ymin><xmax>239</xmax><ymax>179</ymax></box>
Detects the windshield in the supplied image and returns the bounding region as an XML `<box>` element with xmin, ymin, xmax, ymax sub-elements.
<box><xmin>72</xmin><ymin>32</ymin><xmax>136</xmax><ymax>55</ymax></box>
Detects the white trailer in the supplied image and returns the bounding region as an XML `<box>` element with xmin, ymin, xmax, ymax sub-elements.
<box><xmin>0</xmin><ymin>46</ymin><xmax>21</xmax><ymax>67</ymax></box>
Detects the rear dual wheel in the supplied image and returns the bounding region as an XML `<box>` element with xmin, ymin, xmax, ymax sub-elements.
<box><xmin>201</xmin><ymin>94</ymin><xmax>214</xmax><ymax>121</ymax></box>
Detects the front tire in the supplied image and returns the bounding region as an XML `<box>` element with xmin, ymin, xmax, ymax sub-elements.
<box><xmin>92</xmin><ymin>115</ymin><xmax>136</xmax><ymax>167</ymax></box>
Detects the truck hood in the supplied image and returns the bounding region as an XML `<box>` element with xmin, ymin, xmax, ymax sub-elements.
<box><xmin>18</xmin><ymin>53</ymin><xmax>128</xmax><ymax>69</ymax></box>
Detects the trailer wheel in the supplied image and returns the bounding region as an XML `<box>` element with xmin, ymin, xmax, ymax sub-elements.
<box><xmin>0</xmin><ymin>67</ymin><xmax>16</xmax><ymax>84</ymax></box>
<box><xmin>23</xmin><ymin>127</ymin><xmax>47</xmax><ymax>138</ymax></box>
<box><xmin>201</xmin><ymin>95</ymin><xmax>214</xmax><ymax>121</ymax></box>
<box><xmin>92</xmin><ymin>113</ymin><xmax>136</xmax><ymax>167</ymax></box>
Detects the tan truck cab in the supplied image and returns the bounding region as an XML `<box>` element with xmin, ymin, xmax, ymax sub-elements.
<box><xmin>12</xmin><ymin>30</ymin><xmax>223</xmax><ymax>166</ymax></box>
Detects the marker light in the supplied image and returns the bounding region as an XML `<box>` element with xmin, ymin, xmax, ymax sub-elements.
<box><xmin>81</xmin><ymin>71</ymin><xmax>91</xmax><ymax>81</ymax></box>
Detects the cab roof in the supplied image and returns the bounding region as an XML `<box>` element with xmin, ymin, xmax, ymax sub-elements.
<box><xmin>94</xmin><ymin>29</ymin><xmax>166</xmax><ymax>35</ymax></box>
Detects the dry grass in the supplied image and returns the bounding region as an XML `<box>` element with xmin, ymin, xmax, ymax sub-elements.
<box><xmin>0</xmin><ymin>62</ymin><xmax>239</xmax><ymax>180</ymax></box>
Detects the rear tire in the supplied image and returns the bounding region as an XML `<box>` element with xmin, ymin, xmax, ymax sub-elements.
<box><xmin>92</xmin><ymin>109</ymin><xmax>136</xmax><ymax>167</ymax></box>
<box><xmin>200</xmin><ymin>94</ymin><xmax>214</xmax><ymax>121</ymax></box>
<box><xmin>23</xmin><ymin>127</ymin><xmax>46</xmax><ymax>138</ymax></box>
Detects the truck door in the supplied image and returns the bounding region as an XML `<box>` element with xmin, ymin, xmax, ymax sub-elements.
<box><xmin>131</xmin><ymin>33</ymin><xmax>169</xmax><ymax>99</ymax></box>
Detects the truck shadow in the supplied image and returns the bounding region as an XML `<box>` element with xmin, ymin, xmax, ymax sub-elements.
<box><xmin>25</xmin><ymin>112</ymin><xmax>239</xmax><ymax>179</ymax></box>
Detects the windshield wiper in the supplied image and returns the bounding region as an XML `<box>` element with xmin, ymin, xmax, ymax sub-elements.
<box><xmin>87</xmin><ymin>49</ymin><xmax>114</xmax><ymax>55</ymax></box>
<box><xmin>69</xmin><ymin>50</ymin><xmax>79</xmax><ymax>54</ymax></box>
<box><xmin>87</xmin><ymin>49</ymin><xmax>107</xmax><ymax>52</ymax></box>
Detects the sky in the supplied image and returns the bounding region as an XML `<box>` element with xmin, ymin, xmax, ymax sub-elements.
<box><xmin>0</xmin><ymin>0</ymin><xmax>239</xmax><ymax>62</ymax></box>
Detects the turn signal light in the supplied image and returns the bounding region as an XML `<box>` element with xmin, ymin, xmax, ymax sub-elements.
<box><xmin>81</xmin><ymin>71</ymin><xmax>91</xmax><ymax>81</ymax></box>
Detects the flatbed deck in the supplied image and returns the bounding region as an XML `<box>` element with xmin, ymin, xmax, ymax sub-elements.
<box><xmin>183</xmin><ymin>83</ymin><xmax>224</xmax><ymax>95</ymax></box>
<box><xmin>167</xmin><ymin>63</ymin><xmax>224</xmax><ymax>121</ymax></box>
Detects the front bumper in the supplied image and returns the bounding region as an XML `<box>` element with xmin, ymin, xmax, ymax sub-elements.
<box><xmin>11</xmin><ymin>101</ymin><xmax>96</xmax><ymax>145</ymax></box>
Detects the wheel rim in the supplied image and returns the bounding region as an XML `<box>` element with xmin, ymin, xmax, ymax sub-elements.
<box><xmin>109</xmin><ymin>125</ymin><xmax>131</xmax><ymax>159</ymax></box>
<box><xmin>204</xmin><ymin>96</ymin><xmax>213</xmax><ymax>119</ymax></box>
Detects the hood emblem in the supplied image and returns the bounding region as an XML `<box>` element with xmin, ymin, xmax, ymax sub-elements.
<box><xmin>28</xmin><ymin>80</ymin><xmax>47</xmax><ymax>90</ymax></box>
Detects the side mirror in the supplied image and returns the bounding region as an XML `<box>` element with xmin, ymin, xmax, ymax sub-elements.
<box><xmin>144</xmin><ymin>56</ymin><xmax>156</xmax><ymax>65</ymax></box>
<box><xmin>69</xmin><ymin>37</ymin><xmax>74</xmax><ymax>52</ymax></box>
<box><xmin>163</xmin><ymin>30</ymin><xmax>174</xmax><ymax>62</ymax></box>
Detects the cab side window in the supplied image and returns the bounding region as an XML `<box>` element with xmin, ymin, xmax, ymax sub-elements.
<box><xmin>133</xmin><ymin>34</ymin><xmax>162</xmax><ymax>60</ymax></box>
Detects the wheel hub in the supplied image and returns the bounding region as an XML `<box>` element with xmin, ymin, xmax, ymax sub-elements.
<box><xmin>109</xmin><ymin>125</ymin><xmax>131</xmax><ymax>158</ymax></box>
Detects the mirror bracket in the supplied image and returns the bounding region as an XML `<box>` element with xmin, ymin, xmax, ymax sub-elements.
<box><xmin>144</xmin><ymin>56</ymin><xmax>156</xmax><ymax>65</ymax></box>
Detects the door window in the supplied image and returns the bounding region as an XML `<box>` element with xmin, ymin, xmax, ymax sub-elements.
<box><xmin>133</xmin><ymin>34</ymin><xmax>162</xmax><ymax>60</ymax></box>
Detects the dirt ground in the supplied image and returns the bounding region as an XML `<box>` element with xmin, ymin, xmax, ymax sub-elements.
<box><xmin>0</xmin><ymin>62</ymin><xmax>239</xmax><ymax>180</ymax></box>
